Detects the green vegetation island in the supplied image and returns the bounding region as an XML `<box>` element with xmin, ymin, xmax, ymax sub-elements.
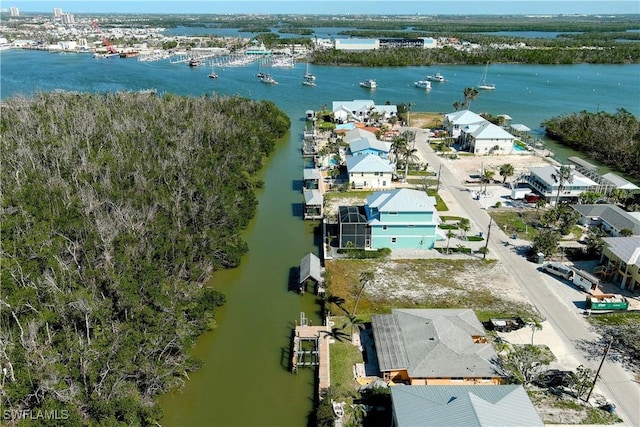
<box><xmin>0</xmin><ymin>92</ymin><xmax>290</xmax><ymax>424</ymax></box>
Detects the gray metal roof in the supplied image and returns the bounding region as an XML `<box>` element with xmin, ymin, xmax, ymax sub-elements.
<box><xmin>567</xmin><ymin>156</ymin><xmax>598</xmax><ymax>170</ymax></box>
<box><xmin>391</xmin><ymin>385</ymin><xmax>544</xmax><ymax>427</ymax></box>
<box><xmin>603</xmin><ymin>236</ymin><xmax>640</xmax><ymax>267</ymax></box>
<box><xmin>303</xmin><ymin>189</ymin><xmax>323</xmax><ymax>206</ymax></box>
<box><xmin>366</xmin><ymin>188</ymin><xmax>436</xmax><ymax>213</ymax></box>
<box><xmin>571</xmin><ymin>204</ymin><xmax>640</xmax><ymax>235</ymax></box>
<box><xmin>601</xmin><ymin>172</ymin><xmax>639</xmax><ymax>190</ymax></box>
<box><xmin>372</xmin><ymin>309</ymin><xmax>501</xmax><ymax>378</ymax></box>
<box><xmin>299</xmin><ymin>252</ymin><xmax>322</xmax><ymax>284</ymax></box>
<box><xmin>303</xmin><ymin>168</ymin><xmax>322</xmax><ymax>180</ymax></box>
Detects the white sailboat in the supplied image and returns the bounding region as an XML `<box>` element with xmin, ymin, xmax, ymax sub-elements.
<box><xmin>478</xmin><ymin>63</ymin><xmax>496</xmax><ymax>90</ymax></box>
<box><xmin>302</xmin><ymin>62</ymin><xmax>316</xmax><ymax>86</ymax></box>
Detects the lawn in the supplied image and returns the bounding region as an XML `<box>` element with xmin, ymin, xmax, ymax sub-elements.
<box><xmin>490</xmin><ymin>209</ymin><xmax>543</xmax><ymax>241</ymax></box>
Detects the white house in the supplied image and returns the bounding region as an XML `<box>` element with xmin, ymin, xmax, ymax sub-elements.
<box><xmin>461</xmin><ymin>121</ymin><xmax>516</xmax><ymax>154</ymax></box>
<box><xmin>332</xmin><ymin>100</ymin><xmax>397</xmax><ymax>124</ymax></box>
<box><xmin>346</xmin><ymin>154</ymin><xmax>395</xmax><ymax>189</ymax></box>
<box><xmin>524</xmin><ymin>165</ymin><xmax>599</xmax><ymax>204</ymax></box>
<box><xmin>443</xmin><ymin>110</ymin><xmax>486</xmax><ymax>139</ymax></box>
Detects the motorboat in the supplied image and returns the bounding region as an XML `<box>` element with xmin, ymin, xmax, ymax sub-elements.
<box><xmin>359</xmin><ymin>79</ymin><xmax>377</xmax><ymax>89</ymax></box>
<box><xmin>427</xmin><ymin>72</ymin><xmax>445</xmax><ymax>82</ymax></box>
<box><xmin>188</xmin><ymin>58</ymin><xmax>202</xmax><ymax>67</ymax></box>
<box><xmin>414</xmin><ymin>80</ymin><xmax>432</xmax><ymax>90</ymax></box>
<box><xmin>208</xmin><ymin>72</ymin><xmax>219</xmax><ymax>79</ymax></box>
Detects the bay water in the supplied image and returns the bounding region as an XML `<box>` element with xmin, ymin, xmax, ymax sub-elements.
<box><xmin>1</xmin><ymin>50</ymin><xmax>639</xmax><ymax>425</ymax></box>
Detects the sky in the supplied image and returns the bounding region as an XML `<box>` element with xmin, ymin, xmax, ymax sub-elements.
<box><xmin>4</xmin><ymin>1</ymin><xmax>640</xmax><ymax>16</ymax></box>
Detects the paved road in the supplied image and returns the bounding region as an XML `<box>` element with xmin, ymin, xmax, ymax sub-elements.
<box><xmin>408</xmin><ymin>127</ymin><xmax>640</xmax><ymax>426</ymax></box>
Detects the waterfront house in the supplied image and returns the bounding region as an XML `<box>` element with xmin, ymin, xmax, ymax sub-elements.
<box><xmin>365</xmin><ymin>188</ymin><xmax>439</xmax><ymax>249</ymax></box>
<box><xmin>346</xmin><ymin>154</ymin><xmax>395</xmax><ymax>190</ymax></box>
<box><xmin>459</xmin><ymin>121</ymin><xmax>516</xmax><ymax>154</ymax></box>
<box><xmin>391</xmin><ymin>384</ymin><xmax>544</xmax><ymax>427</ymax></box>
<box><xmin>337</xmin><ymin>188</ymin><xmax>439</xmax><ymax>250</ymax></box>
<box><xmin>524</xmin><ymin>165</ymin><xmax>598</xmax><ymax>204</ymax></box>
<box><xmin>598</xmin><ymin>236</ymin><xmax>640</xmax><ymax>292</ymax></box>
<box><xmin>344</xmin><ymin>128</ymin><xmax>391</xmax><ymax>158</ymax></box>
<box><xmin>371</xmin><ymin>309</ymin><xmax>505</xmax><ymax>385</ymax></box>
<box><xmin>443</xmin><ymin>110</ymin><xmax>486</xmax><ymax>139</ymax></box>
<box><xmin>332</xmin><ymin>100</ymin><xmax>397</xmax><ymax>124</ymax></box>
<box><xmin>571</xmin><ymin>204</ymin><xmax>640</xmax><ymax>237</ymax></box>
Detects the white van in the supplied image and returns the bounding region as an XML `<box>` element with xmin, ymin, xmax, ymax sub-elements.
<box><xmin>543</xmin><ymin>262</ymin><xmax>574</xmax><ymax>280</ymax></box>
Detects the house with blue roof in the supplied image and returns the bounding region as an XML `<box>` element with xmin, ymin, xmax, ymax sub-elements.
<box><xmin>346</xmin><ymin>154</ymin><xmax>395</xmax><ymax>190</ymax></box>
<box><xmin>337</xmin><ymin>189</ymin><xmax>439</xmax><ymax>250</ymax></box>
<box><xmin>366</xmin><ymin>188</ymin><xmax>439</xmax><ymax>249</ymax></box>
<box><xmin>344</xmin><ymin>128</ymin><xmax>391</xmax><ymax>158</ymax></box>
<box><xmin>391</xmin><ymin>384</ymin><xmax>544</xmax><ymax>427</ymax></box>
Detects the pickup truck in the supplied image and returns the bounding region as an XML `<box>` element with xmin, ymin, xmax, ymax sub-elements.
<box><xmin>585</xmin><ymin>294</ymin><xmax>629</xmax><ymax>311</ymax></box>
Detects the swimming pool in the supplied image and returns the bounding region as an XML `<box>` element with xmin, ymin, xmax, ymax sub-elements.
<box><xmin>513</xmin><ymin>144</ymin><xmax>527</xmax><ymax>152</ymax></box>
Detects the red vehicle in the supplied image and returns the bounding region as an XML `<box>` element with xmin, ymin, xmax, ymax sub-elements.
<box><xmin>524</xmin><ymin>193</ymin><xmax>541</xmax><ymax>203</ymax></box>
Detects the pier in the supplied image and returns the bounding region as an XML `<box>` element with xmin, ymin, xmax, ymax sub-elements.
<box><xmin>291</xmin><ymin>313</ymin><xmax>331</xmax><ymax>393</ymax></box>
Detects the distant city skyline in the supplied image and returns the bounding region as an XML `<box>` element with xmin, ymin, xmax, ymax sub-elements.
<box><xmin>4</xmin><ymin>1</ymin><xmax>640</xmax><ymax>16</ymax></box>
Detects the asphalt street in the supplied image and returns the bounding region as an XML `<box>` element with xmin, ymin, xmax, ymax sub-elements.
<box><xmin>408</xmin><ymin>127</ymin><xmax>640</xmax><ymax>426</ymax></box>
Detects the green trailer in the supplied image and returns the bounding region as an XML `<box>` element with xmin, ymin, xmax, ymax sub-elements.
<box><xmin>586</xmin><ymin>294</ymin><xmax>629</xmax><ymax>311</ymax></box>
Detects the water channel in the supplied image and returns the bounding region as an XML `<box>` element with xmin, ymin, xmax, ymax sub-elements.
<box><xmin>1</xmin><ymin>50</ymin><xmax>639</xmax><ymax>425</ymax></box>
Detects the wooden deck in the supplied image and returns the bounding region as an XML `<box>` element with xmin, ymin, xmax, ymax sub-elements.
<box><xmin>292</xmin><ymin>324</ymin><xmax>331</xmax><ymax>393</ymax></box>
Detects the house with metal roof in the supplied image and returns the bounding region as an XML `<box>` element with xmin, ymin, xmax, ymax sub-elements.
<box><xmin>371</xmin><ymin>309</ymin><xmax>505</xmax><ymax>385</ymax></box>
<box><xmin>365</xmin><ymin>189</ymin><xmax>439</xmax><ymax>249</ymax></box>
<box><xmin>599</xmin><ymin>236</ymin><xmax>640</xmax><ymax>292</ymax></box>
<box><xmin>523</xmin><ymin>165</ymin><xmax>598</xmax><ymax>204</ymax></box>
<box><xmin>460</xmin><ymin>121</ymin><xmax>516</xmax><ymax>154</ymax></box>
<box><xmin>571</xmin><ymin>204</ymin><xmax>640</xmax><ymax>237</ymax></box>
<box><xmin>332</xmin><ymin>100</ymin><xmax>398</xmax><ymax>124</ymax></box>
<box><xmin>346</xmin><ymin>154</ymin><xmax>395</xmax><ymax>190</ymax></box>
<box><xmin>344</xmin><ymin>128</ymin><xmax>391</xmax><ymax>158</ymax></box>
<box><xmin>391</xmin><ymin>384</ymin><xmax>544</xmax><ymax>427</ymax></box>
<box><xmin>443</xmin><ymin>110</ymin><xmax>486</xmax><ymax>139</ymax></box>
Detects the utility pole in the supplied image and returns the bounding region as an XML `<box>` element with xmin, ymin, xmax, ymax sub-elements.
<box><xmin>586</xmin><ymin>339</ymin><xmax>613</xmax><ymax>402</ymax></box>
<box><xmin>436</xmin><ymin>164</ymin><xmax>443</xmax><ymax>193</ymax></box>
<box><xmin>482</xmin><ymin>218</ymin><xmax>492</xmax><ymax>259</ymax></box>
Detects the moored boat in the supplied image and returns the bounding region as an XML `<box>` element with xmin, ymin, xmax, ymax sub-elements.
<box><xmin>414</xmin><ymin>80</ymin><xmax>432</xmax><ymax>89</ymax></box>
<box><xmin>188</xmin><ymin>57</ymin><xmax>202</xmax><ymax>67</ymax></box>
<box><xmin>259</xmin><ymin>74</ymin><xmax>278</xmax><ymax>84</ymax></box>
<box><xmin>359</xmin><ymin>79</ymin><xmax>377</xmax><ymax>89</ymax></box>
<box><xmin>427</xmin><ymin>72</ymin><xmax>445</xmax><ymax>82</ymax></box>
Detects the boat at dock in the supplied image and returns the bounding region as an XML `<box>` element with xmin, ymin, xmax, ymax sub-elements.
<box><xmin>188</xmin><ymin>57</ymin><xmax>202</xmax><ymax>67</ymax></box>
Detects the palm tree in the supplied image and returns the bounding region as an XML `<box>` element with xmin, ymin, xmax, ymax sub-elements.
<box><xmin>347</xmin><ymin>403</ymin><xmax>368</xmax><ymax>426</ymax></box>
<box><xmin>483</xmin><ymin>169</ymin><xmax>495</xmax><ymax>193</ymax></box>
<box><xmin>458</xmin><ymin>218</ymin><xmax>471</xmax><ymax>240</ymax></box>
<box><xmin>463</xmin><ymin>87</ymin><xmax>479</xmax><ymax>109</ymax></box>
<box><xmin>401</xmin><ymin>145</ymin><xmax>420</xmax><ymax>183</ymax></box>
<box><xmin>390</xmin><ymin>135</ymin><xmax>407</xmax><ymax>164</ymax></box>
<box><xmin>344</xmin><ymin>314</ymin><xmax>366</xmax><ymax>342</ymax></box>
<box><xmin>445</xmin><ymin>229</ymin><xmax>456</xmax><ymax>254</ymax></box>
<box><xmin>352</xmin><ymin>270</ymin><xmax>374</xmax><ymax>317</ymax></box>
<box><xmin>499</xmin><ymin>163</ymin><xmax>515</xmax><ymax>184</ymax></box>
<box><xmin>552</xmin><ymin>165</ymin><xmax>573</xmax><ymax>205</ymax></box>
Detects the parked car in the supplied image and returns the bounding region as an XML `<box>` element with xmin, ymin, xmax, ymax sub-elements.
<box><xmin>542</xmin><ymin>262</ymin><xmax>574</xmax><ymax>280</ymax></box>
<box><xmin>524</xmin><ymin>193</ymin><xmax>541</xmax><ymax>203</ymax></box>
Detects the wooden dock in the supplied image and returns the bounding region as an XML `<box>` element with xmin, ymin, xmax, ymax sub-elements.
<box><xmin>291</xmin><ymin>313</ymin><xmax>331</xmax><ymax>393</ymax></box>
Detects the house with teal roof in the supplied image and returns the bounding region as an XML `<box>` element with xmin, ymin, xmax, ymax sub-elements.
<box><xmin>337</xmin><ymin>189</ymin><xmax>439</xmax><ymax>250</ymax></box>
<box><xmin>366</xmin><ymin>188</ymin><xmax>439</xmax><ymax>249</ymax></box>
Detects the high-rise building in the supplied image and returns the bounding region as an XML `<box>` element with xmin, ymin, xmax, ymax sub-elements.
<box><xmin>61</xmin><ymin>13</ymin><xmax>75</xmax><ymax>24</ymax></box>
<box><xmin>53</xmin><ymin>8</ymin><xmax>63</xmax><ymax>17</ymax></box>
<box><xmin>10</xmin><ymin>7</ymin><xmax>19</xmax><ymax>16</ymax></box>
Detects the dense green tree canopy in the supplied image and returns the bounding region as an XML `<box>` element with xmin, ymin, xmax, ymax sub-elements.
<box><xmin>0</xmin><ymin>92</ymin><xmax>290</xmax><ymax>424</ymax></box>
